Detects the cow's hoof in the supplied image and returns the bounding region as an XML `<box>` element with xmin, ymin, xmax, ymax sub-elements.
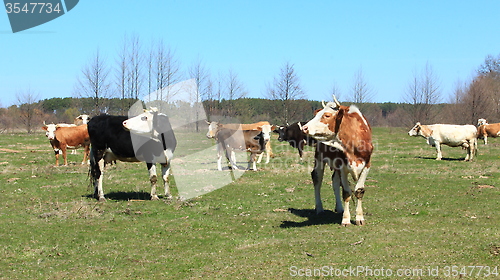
<box><xmin>341</xmin><ymin>222</ymin><xmax>351</xmax><ymax>227</ymax></box>
<box><xmin>356</xmin><ymin>220</ymin><xmax>365</xmax><ymax>226</ymax></box>
<box><xmin>98</xmin><ymin>197</ymin><xmax>106</xmax><ymax>202</ymax></box>
<box><xmin>151</xmin><ymin>195</ymin><xmax>160</xmax><ymax>201</ymax></box>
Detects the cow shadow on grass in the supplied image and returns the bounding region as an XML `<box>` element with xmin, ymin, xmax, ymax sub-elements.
<box><xmin>415</xmin><ymin>156</ymin><xmax>464</xmax><ymax>161</ymax></box>
<box><xmin>280</xmin><ymin>208</ymin><xmax>344</xmax><ymax>228</ymax></box>
<box><xmin>84</xmin><ymin>191</ymin><xmax>154</xmax><ymax>201</ymax></box>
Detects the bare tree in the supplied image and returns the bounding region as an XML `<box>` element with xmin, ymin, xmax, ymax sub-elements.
<box><xmin>16</xmin><ymin>88</ymin><xmax>41</xmax><ymax>133</ymax></box>
<box><xmin>188</xmin><ymin>58</ymin><xmax>211</xmax><ymax>131</ymax></box>
<box><xmin>350</xmin><ymin>67</ymin><xmax>375</xmax><ymax>104</ymax></box>
<box><xmin>116</xmin><ymin>34</ymin><xmax>143</xmax><ymax>113</ymax></box>
<box><xmin>225</xmin><ymin>68</ymin><xmax>247</xmax><ymax>100</ymax></box>
<box><xmin>150</xmin><ymin>40</ymin><xmax>181</xmax><ymax>104</ymax></box>
<box><xmin>265</xmin><ymin>61</ymin><xmax>305</xmax><ymax>124</ymax></box>
<box><xmin>328</xmin><ymin>81</ymin><xmax>342</xmax><ymax>102</ymax></box>
<box><xmin>189</xmin><ymin>58</ymin><xmax>211</xmax><ymax>101</ymax></box>
<box><xmin>403</xmin><ymin>63</ymin><xmax>441</xmax><ymax>124</ymax></box>
<box><xmin>74</xmin><ymin>49</ymin><xmax>111</xmax><ymax>115</ymax></box>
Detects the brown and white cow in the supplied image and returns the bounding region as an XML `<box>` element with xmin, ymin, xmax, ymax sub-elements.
<box><xmin>476</xmin><ymin>118</ymin><xmax>500</xmax><ymax>145</ymax></box>
<box><xmin>42</xmin><ymin>123</ymin><xmax>90</xmax><ymax>166</ymax></box>
<box><xmin>213</xmin><ymin>125</ymin><xmax>267</xmax><ymax>171</ymax></box>
<box><xmin>206</xmin><ymin>121</ymin><xmax>274</xmax><ymax>164</ymax></box>
<box><xmin>302</xmin><ymin>97</ymin><xmax>373</xmax><ymax>226</ymax></box>
<box><xmin>408</xmin><ymin>122</ymin><xmax>477</xmax><ymax>161</ymax></box>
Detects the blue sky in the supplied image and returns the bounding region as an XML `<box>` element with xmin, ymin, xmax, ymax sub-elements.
<box><xmin>1</xmin><ymin>1</ymin><xmax>500</xmax><ymax>107</ymax></box>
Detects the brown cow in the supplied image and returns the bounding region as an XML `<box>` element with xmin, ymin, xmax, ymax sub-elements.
<box><xmin>214</xmin><ymin>126</ymin><xmax>266</xmax><ymax>171</ymax></box>
<box><xmin>42</xmin><ymin>123</ymin><xmax>90</xmax><ymax>166</ymax></box>
<box><xmin>477</xmin><ymin>118</ymin><xmax>500</xmax><ymax>145</ymax></box>
<box><xmin>206</xmin><ymin>121</ymin><xmax>274</xmax><ymax>164</ymax></box>
<box><xmin>302</xmin><ymin>97</ymin><xmax>373</xmax><ymax>226</ymax></box>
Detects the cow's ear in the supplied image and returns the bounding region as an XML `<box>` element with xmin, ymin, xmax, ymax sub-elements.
<box><xmin>42</xmin><ymin>126</ymin><xmax>48</xmax><ymax>131</ymax></box>
<box><xmin>313</xmin><ymin>109</ymin><xmax>322</xmax><ymax>115</ymax></box>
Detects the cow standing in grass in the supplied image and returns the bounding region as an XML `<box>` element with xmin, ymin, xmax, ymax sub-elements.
<box><xmin>88</xmin><ymin>108</ymin><xmax>176</xmax><ymax>201</ymax></box>
<box><xmin>42</xmin><ymin>123</ymin><xmax>90</xmax><ymax>166</ymax></box>
<box><xmin>273</xmin><ymin>122</ymin><xmax>317</xmax><ymax>161</ymax></box>
<box><xmin>206</xmin><ymin>121</ymin><xmax>274</xmax><ymax>164</ymax></box>
<box><xmin>408</xmin><ymin>122</ymin><xmax>477</xmax><ymax>161</ymax></box>
<box><xmin>477</xmin><ymin>118</ymin><xmax>500</xmax><ymax>145</ymax></box>
<box><xmin>214</xmin><ymin>126</ymin><xmax>266</xmax><ymax>171</ymax></box>
<box><xmin>302</xmin><ymin>97</ymin><xmax>373</xmax><ymax>226</ymax></box>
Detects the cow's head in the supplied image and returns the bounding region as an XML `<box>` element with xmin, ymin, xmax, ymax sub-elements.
<box><xmin>302</xmin><ymin>97</ymin><xmax>342</xmax><ymax>141</ymax></box>
<box><xmin>206</xmin><ymin>121</ymin><xmax>219</xmax><ymax>139</ymax></box>
<box><xmin>408</xmin><ymin>122</ymin><xmax>422</xmax><ymax>136</ymax></box>
<box><xmin>75</xmin><ymin>114</ymin><xmax>91</xmax><ymax>125</ymax></box>
<box><xmin>477</xmin><ymin>118</ymin><xmax>487</xmax><ymax>126</ymax></box>
<box><xmin>42</xmin><ymin>123</ymin><xmax>58</xmax><ymax>140</ymax></box>
<box><xmin>123</xmin><ymin>107</ymin><xmax>172</xmax><ymax>137</ymax></box>
<box><xmin>273</xmin><ymin>126</ymin><xmax>286</xmax><ymax>142</ymax></box>
<box><xmin>258</xmin><ymin>124</ymin><xmax>274</xmax><ymax>142</ymax></box>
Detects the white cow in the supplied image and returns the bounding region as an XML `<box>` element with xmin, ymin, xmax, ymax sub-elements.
<box><xmin>408</xmin><ymin>122</ymin><xmax>478</xmax><ymax>161</ymax></box>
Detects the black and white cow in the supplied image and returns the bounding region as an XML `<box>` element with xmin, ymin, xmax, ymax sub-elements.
<box><xmin>273</xmin><ymin>122</ymin><xmax>317</xmax><ymax>160</ymax></box>
<box><xmin>214</xmin><ymin>126</ymin><xmax>266</xmax><ymax>171</ymax></box>
<box><xmin>88</xmin><ymin>108</ymin><xmax>176</xmax><ymax>201</ymax></box>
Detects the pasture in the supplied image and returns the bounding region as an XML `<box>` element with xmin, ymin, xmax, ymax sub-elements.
<box><xmin>0</xmin><ymin>127</ymin><xmax>499</xmax><ymax>279</ymax></box>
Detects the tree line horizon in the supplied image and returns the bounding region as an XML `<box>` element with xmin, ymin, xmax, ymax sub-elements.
<box><xmin>2</xmin><ymin>34</ymin><xmax>500</xmax><ymax>132</ymax></box>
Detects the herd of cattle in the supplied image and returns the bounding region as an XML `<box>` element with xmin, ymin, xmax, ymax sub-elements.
<box><xmin>39</xmin><ymin>98</ymin><xmax>500</xmax><ymax>226</ymax></box>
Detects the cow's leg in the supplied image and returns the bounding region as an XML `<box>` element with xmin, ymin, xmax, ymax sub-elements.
<box><xmin>89</xmin><ymin>147</ymin><xmax>106</xmax><ymax>201</ymax></box>
<box><xmin>161</xmin><ymin>163</ymin><xmax>172</xmax><ymax>199</ymax></box>
<box><xmin>298</xmin><ymin>140</ymin><xmax>305</xmax><ymax>161</ymax></box>
<box><xmin>225</xmin><ymin>148</ymin><xmax>238</xmax><ymax>170</ymax></box>
<box><xmin>231</xmin><ymin>151</ymin><xmax>237</xmax><ymax>165</ymax></box>
<box><xmin>484</xmin><ymin>135</ymin><xmax>488</xmax><ymax>145</ymax></box>
<box><xmin>82</xmin><ymin>145</ymin><xmax>90</xmax><ymax>165</ymax></box>
<box><xmin>91</xmin><ymin>159</ymin><xmax>105</xmax><ymax>202</ymax></box>
<box><xmin>340</xmin><ymin>167</ymin><xmax>352</xmax><ymax>226</ymax></box>
<box><xmin>147</xmin><ymin>163</ymin><xmax>159</xmax><ymax>200</ymax></box>
<box><xmin>435</xmin><ymin>143</ymin><xmax>442</xmax><ymax>160</ymax></box>
<box><xmin>60</xmin><ymin>146</ymin><xmax>68</xmax><ymax>166</ymax></box>
<box><xmin>265</xmin><ymin>141</ymin><xmax>272</xmax><ymax>163</ymax></box>
<box><xmin>464</xmin><ymin>143</ymin><xmax>471</xmax><ymax>161</ymax></box>
<box><xmin>248</xmin><ymin>153</ymin><xmax>258</xmax><ymax>171</ymax></box>
<box><xmin>353</xmin><ymin>167</ymin><xmax>369</xmax><ymax>226</ymax></box>
<box><xmin>256</xmin><ymin>151</ymin><xmax>264</xmax><ymax>163</ymax></box>
<box><xmin>53</xmin><ymin>149</ymin><xmax>60</xmax><ymax>166</ymax></box>
<box><xmin>216</xmin><ymin>143</ymin><xmax>224</xmax><ymax>171</ymax></box>
<box><xmin>311</xmin><ymin>156</ymin><xmax>325</xmax><ymax>214</ymax></box>
<box><xmin>332</xmin><ymin>169</ymin><xmax>344</xmax><ymax>213</ymax></box>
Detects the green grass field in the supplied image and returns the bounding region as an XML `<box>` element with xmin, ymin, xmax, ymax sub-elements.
<box><xmin>0</xmin><ymin>127</ymin><xmax>499</xmax><ymax>279</ymax></box>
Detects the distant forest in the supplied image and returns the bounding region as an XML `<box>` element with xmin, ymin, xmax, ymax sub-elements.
<box><xmin>0</xmin><ymin>95</ymin><xmax>493</xmax><ymax>133</ymax></box>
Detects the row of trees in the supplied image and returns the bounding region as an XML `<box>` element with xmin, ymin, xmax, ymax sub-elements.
<box><xmin>3</xmin><ymin>30</ymin><xmax>500</xmax><ymax>132</ymax></box>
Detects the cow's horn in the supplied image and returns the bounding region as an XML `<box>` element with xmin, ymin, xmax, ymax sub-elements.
<box><xmin>43</xmin><ymin>121</ymin><xmax>46</xmax><ymax>125</ymax></box>
<box><xmin>321</xmin><ymin>100</ymin><xmax>326</xmax><ymax>108</ymax></box>
<box><xmin>333</xmin><ymin>95</ymin><xmax>341</xmax><ymax>107</ymax></box>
